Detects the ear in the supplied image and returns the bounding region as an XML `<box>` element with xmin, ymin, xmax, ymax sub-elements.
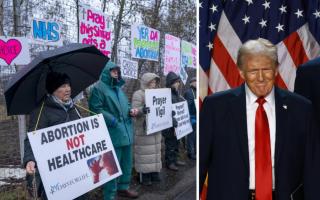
<box><xmin>239</xmin><ymin>68</ymin><xmax>245</xmax><ymax>80</ymax></box>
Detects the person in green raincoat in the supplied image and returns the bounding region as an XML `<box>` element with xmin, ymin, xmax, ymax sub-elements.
<box><xmin>89</xmin><ymin>61</ymin><xmax>139</xmax><ymax>200</ymax></box>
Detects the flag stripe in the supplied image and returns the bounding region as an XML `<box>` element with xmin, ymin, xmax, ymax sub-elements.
<box><xmin>296</xmin><ymin>24</ymin><xmax>320</xmax><ymax>60</ymax></box>
<box><xmin>212</xmin><ymin>35</ymin><xmax>243</xmax><ymax>88</ymax></box>
<box><xmin>283</xmin><ymin>32</ymin><xmax>309</xmax><ymax>67</ymax></box>
<box><xmin>209</xmin><ymin>59</ymin><xmax>230</xmax><ymax>92</ymax></box>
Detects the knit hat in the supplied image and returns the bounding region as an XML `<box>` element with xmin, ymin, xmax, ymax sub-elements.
<box><xmin>45</xmin><ymin>72</ymin><xmax>71</xmax><ymax>94</ymax></box>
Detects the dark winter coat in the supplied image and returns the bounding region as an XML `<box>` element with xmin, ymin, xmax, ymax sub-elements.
<box><xmin>23</xmin><ymin>96</ymin><xmax>81</xmax><ymax>198</ymax></box>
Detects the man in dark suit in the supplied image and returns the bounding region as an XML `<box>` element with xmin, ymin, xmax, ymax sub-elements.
<box><xmin>294</xmin><ymin>57</ymin><xmax>320</xmax><ymax>125</ymax></box>
<box><xmin>200</xmin><ymin>38</ymin><xmax>320</xmax><ymax>200</ymax></box>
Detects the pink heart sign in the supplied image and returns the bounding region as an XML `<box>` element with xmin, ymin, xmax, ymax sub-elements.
<box><xmin>0</xmin><ymin>39</ymin><xmax>22</xmax><ymax>65</ymax></box>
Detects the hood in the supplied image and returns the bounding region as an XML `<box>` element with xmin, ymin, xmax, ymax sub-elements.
<box><xmin>140</xmin><ymin>73</ymin><xmax>160</xmax><ymax>90</ymax></box>
<box><xmin>165</xmin><ymin>72</ymin><xmax>180</xmax><ymax>87</ymax></box>
<box><xmin>100</xmin><ymin>61</ymin><xmax>125</xmax><ymax>87</ymax></box>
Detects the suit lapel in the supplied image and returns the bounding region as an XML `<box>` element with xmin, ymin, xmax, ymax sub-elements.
<box><xmin>274</xmin><ymin>87</ymin><xmax>288</xmax><ymax>167</ymax></box>
<box><xmin>229</xmin><ymin>85</ymin><xmax>249</xmax><ymax>172</ymax></box>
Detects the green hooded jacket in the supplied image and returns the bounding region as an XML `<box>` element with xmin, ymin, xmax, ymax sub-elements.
<box><xmin>89</xmin><ymin>61</ymin><xmax>133</xmax><ymax>147</ymax></box>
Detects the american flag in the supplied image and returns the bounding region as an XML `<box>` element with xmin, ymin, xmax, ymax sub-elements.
<box><xmin>199</xmin><ymin>0</ymin><xmax>320</xmax><ymax>198</ymax></box>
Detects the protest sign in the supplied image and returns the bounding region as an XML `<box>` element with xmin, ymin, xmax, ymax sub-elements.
<box><xmin>131</xmin><ymin>24</ymin><xmax>160</xmax><ymax>61</ymax></box>
<box><xmin>0</xmin><ymin>37</ymin><xmax>30</xmax><ymax>66</ymax></box>
<box><xmin>191</xmin><ymin>44</ymin><xmax>197</xmax><ymax>69</ymax></box>
<box><xmin>145</xmin><ymin>88</ymin><xmax>172</xmax><ymax>135</ymax></box>
<box><xmin>79</xmin><ymin>4</ymin><xmax>112</xmax><ymax>57</ymax></box>
<box><xmin>121</xmin><ymin>58</ymin><xmax>138</xmax><ymax>79</ymax></box>
<box><xmin>31</xmin><ymin>18</ymin><xmax>63</xmax><ymax>46</ymax></box>
<box><xmin>164</xmin><ymin>34</ymin><xmax>181</xmax><ymax>75</ymax></box>
<box><xmin>172</xmin><ymin>101</ymin><xmax>193</xmax><ymax>140</ymax></box>
<box><xmin>179</xmin><ymin>66</ymin><xmax>188</xmax><ymax>85</ymax></box>
<box><xmin>181</xmin><ymin>40</ymin><xmax>196</xmax><ymax>69</ymax></box>
<box><xmin>27</xmin><ymin>114</ymin><xmax>122</xmax><ymax>200</ymax></box>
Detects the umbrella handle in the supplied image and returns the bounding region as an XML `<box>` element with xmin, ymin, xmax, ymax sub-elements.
<box><xmin>34</xmin><ymin>101</ymin><xmax>45</xmax><ymax>132</ymax></box>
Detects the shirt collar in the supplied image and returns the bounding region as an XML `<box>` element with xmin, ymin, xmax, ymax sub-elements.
<box><xmin>245</xmin><ymin>84</ymin><xmax>275</xmax><ymax>106</ymax></box>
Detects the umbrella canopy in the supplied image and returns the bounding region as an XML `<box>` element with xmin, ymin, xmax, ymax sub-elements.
<box><xmin>4</xmin><ymin>43</ymin><xmax>109</xmax><ymax>115</ymax></box>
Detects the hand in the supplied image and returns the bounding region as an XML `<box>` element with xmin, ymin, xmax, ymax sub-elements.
<box><xmin>89</xmin><ymin>158</ymin><xmax>103</xmax><ymax>184</ymax></box>
<box><xmin>142</xmin><ymin>105</ymin><xmax>150</xmax><ymax>114</ymax></box>
<box><xmin>26</xmin><ymin>161</ymin><xmax>36</xmax><ymax>174</ymax></box>
<box><xmin>130</xmin><ymin>108</ymin><xmax>139</xmax><ymax>117</ymax></box>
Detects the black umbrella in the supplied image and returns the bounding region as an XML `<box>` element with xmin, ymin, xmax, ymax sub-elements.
<box><xmin>4</xmin><ymin>43</ymin><xmax>109</xmax><ymax>115</ymax></box>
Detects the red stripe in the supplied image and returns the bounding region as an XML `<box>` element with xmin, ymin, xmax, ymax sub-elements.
<box><xmin>275</xmin><ymin>74</ymin><xmax>288</xmax><ymax>90</ymax></box>
<box><xmin>212</xmin><ymin>36</ymin><xmax>244</xmax><ymax>88</ymax></box>
<box><xmin>283</xmin><ymin>32</ymin><xmax>309</xmax><ymax>67</ymax></box>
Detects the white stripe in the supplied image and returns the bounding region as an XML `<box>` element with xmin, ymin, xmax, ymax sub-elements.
<box><xmin>199</xmin><ymin>66</ymin><xmax>209</xmax><ymax>100</ymax></box>
<box><xmin>276</xmin><ymin>41</ymin><xmax>297</xmax><ymax>91</ymax></box>
<box><xmin>209</xmin><ymin>59</ymin><xmax>230</xmax><ymax>93</ymax></box>
<box><xmin>217</xmin><ymin>11</ymin><xmax>242</xmax><ymax>63</ymax></box>
<box><xmin>296</xmin><ymin>23</ymin><xmax>320</xmax><ymax>60</ymax></box>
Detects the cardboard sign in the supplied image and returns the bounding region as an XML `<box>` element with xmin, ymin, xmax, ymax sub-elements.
<box><xmin>131</xmin><ymin>24</ymin><xmax>160</xmax><ymax>61</ymax></box>
<box><xmin>121</xmin><ymin>58</ymin><xmax>138</xmax><ymax>79</ymax></box>
<box><xmin>79</xmin><ymin>4</ymin><xmax>112</xmax><ymax>57</ymax></box>
<box><xmin>164</xmin><ymin>34</ymin><xmax>181</xmax><ymax>75</ymax></box>
<box><xmin>172</xmin><ymin>101</ymin><xmax>193</xmax><ymax>140</ymax></box>
<box><xmin>27</xmin><ymin>114</ymin><xmax>122</xmax><ymax>200</ymax></box>
<box><xmin>31</xmin><ymin>18</ymin><xmax>63</xmax><ymax>46</ymax></box>
<box><xmin>145</xmin><ymin>88</ymin><xmax>173</xmax><ymax>135</ymax></box>
<box><xmin>181</xmin><ymin>40</ymin><xmax>196</xmax><ymax>69</ymax></box>
<box><xmin>0</xmin><ymin>37</ymin><xmax>30</xmax><ymax>66</ymax></box>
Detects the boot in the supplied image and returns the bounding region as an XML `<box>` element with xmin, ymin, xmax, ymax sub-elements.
<box><xmin>141</xmin><ymin>173</ymin><xmax>152</xmax><ymax>186</ymax></box>
<box><xmin>167</xmin><ymin>163</ymin><xmax>179</xmax><ymax>171</ymax></box>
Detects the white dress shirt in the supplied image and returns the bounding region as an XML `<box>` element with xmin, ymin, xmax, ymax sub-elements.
<box><xmin>245</xmin><ymin>84</ymin><xmax>276</xmax><ymax>190</ymax></box>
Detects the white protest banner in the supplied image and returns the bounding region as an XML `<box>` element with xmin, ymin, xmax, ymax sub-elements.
<box><xmin>145</xmin><ymin>88</ymin><xmax>173</xmax><ymax>135</ymax></box>
<box><xmin>181</xmin><ymin>40</ymin><xmax>195</xmax><ymax>68</ymax></box>
<box><xmin>27</xmin><ymin>114</ymin><xmax>122</xmax><ymax>200</ymax></box>
<box><xmin>121</xmin><ymin>58</ymin><xmax>138</xmax><ymax>79</ymax></box>
<box><xmin>164</xmin><ymin>34</ymin><xmax>181</xmax><ymax>75</ymax></box>
<box><xmin>79</xmin><ymin>4</ymin><xmax>112</xmax><ymax>57</ymax></box>
<box><xmin>179</xmin><ymin>66</ymin><xmax>188</xmax><ymax>85</ymax></box>
<box><xmin>131</xmin><ymin>24</ymin><xmax>160</xmax><ymax>61</ymax></box>
<box><xmin>0</xmin><ymin>37</ymin><xmax>30</xmax><ymax>66</ymax></box>
<box><xmin>31</xmin><ymin>18</ymin><xmax>63</xmax><ymax>46</ymax></box>
<box><xmin>172</xmin><ymin>101</ymin><xmax>193</xmax><ymax>140</ymax></box>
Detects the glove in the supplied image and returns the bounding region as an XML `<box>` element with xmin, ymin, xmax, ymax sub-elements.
<box><xmin>173</xmin><ymin>117</ymin><xmax>178</xmax><ymax>128</ymax></box>
<box><xmin>143</xmin><ymin>105</ymin><xmax>150</xmax><ymax>114</ymax></box>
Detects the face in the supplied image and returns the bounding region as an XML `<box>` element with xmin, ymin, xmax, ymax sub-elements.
<box><xmin>172</xmin><ymin>80</ymin><xmax>180</xmax><ymax>90</ymax></box>
<box><xmin>110</xmin><ymin>68</ymin><xmax>119</xmax><ymax>79</ymax></box>
<box><xmin>148</xmin><ymin>79</ymin><xmax>157</xmax><ymax>89</ymax></box>
<box><xmin>239</xmin><ymin>54</ymin><xmax>278</xmax><ymax>97</ymax></box>
<box><xmin>53</xmin><ymin>83</ymin><xmax>71</xmax><ymax>102</ymax></box>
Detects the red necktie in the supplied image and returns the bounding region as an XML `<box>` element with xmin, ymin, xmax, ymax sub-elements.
<box><xmin>255</xmin><ymin>97</ymin><xmax>272</xmax><ymax>200</ymax></box>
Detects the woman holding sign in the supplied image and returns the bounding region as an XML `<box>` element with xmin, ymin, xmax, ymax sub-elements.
<box><xmin>23</xmin><ymin>72</ymin><xmax>87</xmax><ymax>200</ymax></box>
<box><xmin>132</xmin><ymin>73</ymin><xmax>162</xmax><ymax>186</ymax></box>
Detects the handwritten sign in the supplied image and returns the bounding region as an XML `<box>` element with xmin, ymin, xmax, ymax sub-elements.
<box><xmin>164</xmin><ymin>34</ymin><xmax>181</xmax><ymax>75</ymax></box>
<box><xmin>145</xmin><ymin>88</ymin><xmax>173</xmax><ymax>135</ymax></box>
<box><xmin>27</xmin><ymin>114</ymin><xmax>122</xmax><ymax>200</ymax></box>
<box><xmin>79</xmin><ymin>4</ymin><xmax>112</xmax><ymax>57</ymax></box>
<box><xmin>0</xmin><ymin>37</ymin><xmax>30</xmax><ymax>66</ymax></box>
<box><xmin>31</xmin><ymin>18</ymin><xmax>63</xmax><ymax>46</ymax></box>
<box><xmin>181</xmin><ymin>40</ymin><xmax>196</xmax><ymax>69</ymax></box>
<box><xmin>172</xmin><ymin>101</ymin><xmax>193</xmax><ymax>140</ymax></box>
<box><xmin>121</xmin><ymin>58</ymin><xmax>138</xmax><ymax>79</ymax></box>
<box><xmin>131</xmin><ymin>24</ymin><xmax>160</xmax><ymax>61</ymax></box>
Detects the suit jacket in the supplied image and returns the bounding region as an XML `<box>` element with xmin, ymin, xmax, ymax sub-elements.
<box><xmin>200</xmin><ymin>84</ymin><xmax>320</xmax><ymax>200</ymax></box>
<box><xmin>295</xmin><ymin>57</ymin><xmax>320</xmax><ymax>125</ymax></box>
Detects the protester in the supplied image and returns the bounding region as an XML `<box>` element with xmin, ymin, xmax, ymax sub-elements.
<box><xmin>184</xmin><ymin>77</ymin><xmax>196</xmax><ymax>160</ymax></box>
<box><xmin>89</xmin><ymin>61</ymin><xmax>139</xmax><ymax>200</ymax></box>
<box><xmin>162</xmin><ymin>72</ymin><xmax>186</xmax><ymax>171</ymax></box>
<box><xmin>23</xmin><ymin>71</ymin><xmax>87</xmax><ymax>200</ymax></box>
<box><xmin>132</xmin><ymin>73</ymin><xmax>162</xmax><ymax>186</ymax></box>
